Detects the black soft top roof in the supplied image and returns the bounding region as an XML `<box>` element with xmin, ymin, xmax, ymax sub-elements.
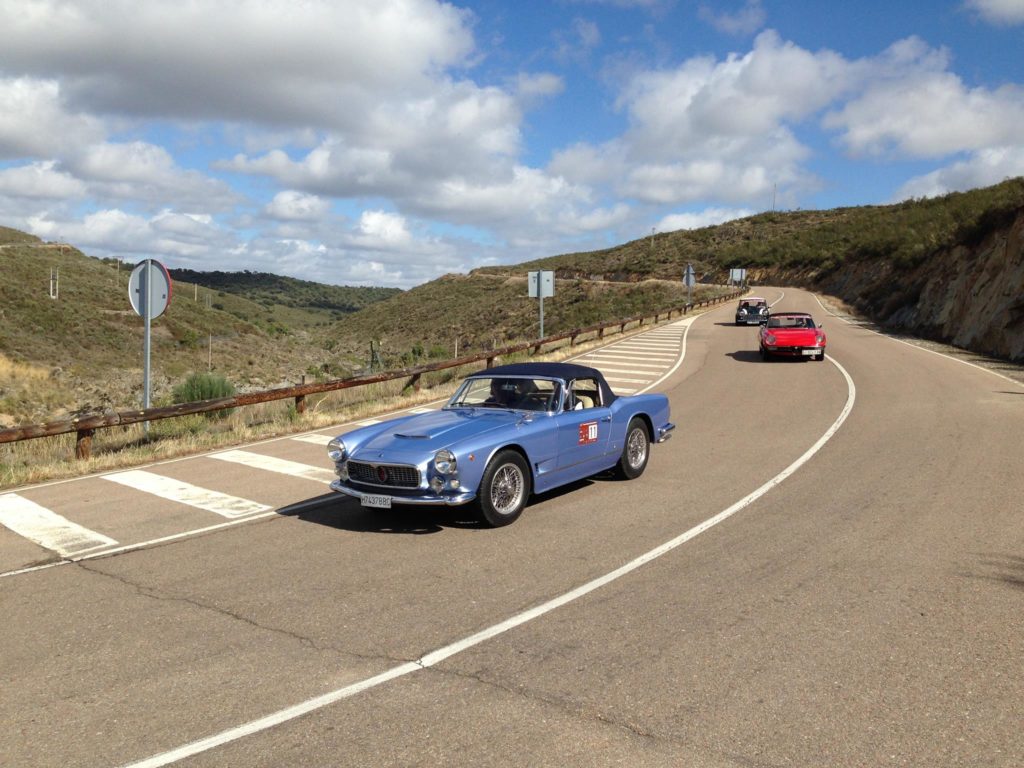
<box><xmin>468</xmin><ymin>362</ymin><xmax>617</xmax><ymax>404</ymax></box>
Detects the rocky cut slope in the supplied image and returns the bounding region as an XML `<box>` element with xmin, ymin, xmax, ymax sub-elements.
<box><xmin>814</xmin><ymin>206</ymin><xmax>1024</xmax><ymax>361</ymax></box>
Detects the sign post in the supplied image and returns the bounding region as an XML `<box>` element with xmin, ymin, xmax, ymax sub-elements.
<box><xmin>527</xmin><ymin>270</ymin><xmax>554</xmax><ymax>338</ymax></box>
<box><xmin>128</xmin><ymin>260</ymin><xmax>173</xmax><ymax>435</ymax></box>
<box><xmin>683</xmin><ymin>263</ymin><xmax>696</xmax><ymax>305</ymax></box>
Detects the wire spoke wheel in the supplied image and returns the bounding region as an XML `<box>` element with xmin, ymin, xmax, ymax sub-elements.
<box><xmin>490</xmin><ymin>464</ymin><xmax>525</xmax><ymax>514</ymax></box>
<box><xmin>478</xmin><ymin>450</ymin><xmax>531</xmax><ymax>527</ymax></box>
<box><xmin>615</xmin><ymin>418</ymin><xmax>650</xmax><ymax>480</ymax></box>
<box><xmin>625</xmin><ymin>426</ymin><xmax>648</xmax><ymax>470</ymax></box>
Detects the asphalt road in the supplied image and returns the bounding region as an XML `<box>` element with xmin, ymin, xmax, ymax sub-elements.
<box><xmin>2</xmin><ymin>288</ymin><xmax>1022</xmax><ymax>767</ymax></box>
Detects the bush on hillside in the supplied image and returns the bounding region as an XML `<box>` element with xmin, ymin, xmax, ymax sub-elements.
<box><xmin>172</xmin><ymin>372</ymin><xmax>236</xmax><ymax>418</ymax></box>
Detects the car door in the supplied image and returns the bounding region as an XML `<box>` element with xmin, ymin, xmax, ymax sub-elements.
<box><xmin>556</xmin><ymin>378</ymin><xmax>612</xmax><ymax>476</ymax></box>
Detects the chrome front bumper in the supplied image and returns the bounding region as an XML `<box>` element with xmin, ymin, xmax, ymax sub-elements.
<box><xmin>655</xmin><ymin>422</ymin><xmax>675</xmax><ymax>443</ymax></box>
<box><xmin>330</xmin><ymin>480</ymin><xmax>476</xmax><ymax>506</ymax></box>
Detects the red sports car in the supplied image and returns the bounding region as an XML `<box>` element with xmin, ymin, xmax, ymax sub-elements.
<box><xmin>758</xmin><ymin>312</ymin><xmax>827</xmax><ymax>361</ymax></box>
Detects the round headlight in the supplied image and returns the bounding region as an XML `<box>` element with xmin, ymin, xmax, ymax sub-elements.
<box><xmin>327</xmin><ymin>437</ymin><xmax>347</xmax><ymax>462</ymax></box>
<box><xmin>434</xmin><ymin>448</ymin><xmax>457</xmax><ymax>475</ymax></box>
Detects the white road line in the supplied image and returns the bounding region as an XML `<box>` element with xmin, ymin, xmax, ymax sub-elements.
<box><xmin>598</xmin><ymin>368</ymin><xmax>665</xmax><ymax>378</ymax></box>
<box><xmin>410</xmin><ymin>407</ymin><xmax>434</xmax><ymax>413</ymax></box>
<box><xmin>289</xmin><ymin>434</ymin><xmax>333</xmax><ymax>446</ymax></box>
<box><xmin>582</xmin><ymin>350</ymin><xmax>675</xmax><ymax>360</ymax></box>
<box><xmin>210</xmin><ymin>451</ymin><xmax>336</xmax><ymax>484</ymax></box>
<box><xmin>813</xmin><ymin>294</ymin><xmax>1024</xmax><ymax>390</ymax></box>
<box><xmin>356</xmin><ymin>419</ymin><xmax>382</xmax><ymax>426</ymax></box>
<box><xmin>122</xmin><ymin>318</ymin><xmax>859</xmax><ymax>768</ymax></box>
<box><xmin>583</xmin><ymin>357</ymin><xmax>673</xmax><ymax>368</ymax></box>
<box><xmin>0</xmin><ymin>493</ymin><xmax>117</xmax><ymax>557</ymax></box>
<box><xmin>613</xmin><ymin>342</ymin><xmax>680</xmax><ymax>350</ymax></box>
<box><xmin>602</xmin><ymin>376</ymin><xmax>650</xmax><ymax>384</ymax></box>
<box><xmin>101</xmin><ymin>471</ymin><xmax>272</xmax><ymax>519</ymax></box>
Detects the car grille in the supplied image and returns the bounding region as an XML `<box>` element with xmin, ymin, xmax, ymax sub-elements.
<box><xmin>347</xmin><ymin>461</ymin><xmax>420</xmax><ymax>489</ymax></box>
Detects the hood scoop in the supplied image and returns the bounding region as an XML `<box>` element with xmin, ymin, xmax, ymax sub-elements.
<box><xmin>394</xmin><ymin>432</ymin><xmax>430</xmax><ymax>439</ymax></box>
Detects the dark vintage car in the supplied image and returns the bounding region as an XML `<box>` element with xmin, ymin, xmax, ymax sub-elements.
<box><xmin>735</xmin><ymin>297</ymin><xmax>769</xmax><ymax>325</ymax></box>
<box><xmin>758</xmin><ymin>312</ymin><xmax>827</xmax><ymax>361</ymax></box>
<box><xmin>327</xmin><ymin>362</ymin><xmax>674</xmax><ymax>526</ymax></box>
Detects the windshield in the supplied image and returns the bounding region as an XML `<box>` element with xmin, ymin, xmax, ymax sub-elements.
<box><xmin>446</xmin><ymin>376</ymin><xmax>561</xmax><ymax>412</ymax></box>
<box><xmin>767</xmin><ymin>316</ymin><xmax>816</xmax><ymax>329</ymax></box>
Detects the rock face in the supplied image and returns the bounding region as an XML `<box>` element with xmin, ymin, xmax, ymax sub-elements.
<box><xmin>764</xmin><ymin>207</ymin><xmax>1024</xmax><ymax>362</ymax></box>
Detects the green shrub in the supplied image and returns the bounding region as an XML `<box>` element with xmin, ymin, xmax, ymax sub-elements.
<box><xmin>172</xmin><ymin>372</ymin><xmax>236</xmax><ymax>418</ymax></box>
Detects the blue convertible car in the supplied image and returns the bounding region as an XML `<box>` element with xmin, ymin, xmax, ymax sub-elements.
<box><xmin>327</xmin><ymin>362</ymin><xmax>674</xmax><ymax>527</ymax></box>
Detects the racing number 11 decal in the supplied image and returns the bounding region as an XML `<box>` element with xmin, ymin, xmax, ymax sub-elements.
<box><xmin>578</xmin><ymin>421</ymin><xmax>599</xmax><ymax>445</ymax></box>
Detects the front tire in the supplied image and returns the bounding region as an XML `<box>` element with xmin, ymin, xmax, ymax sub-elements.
<box><xmin>477</xmin><ymin>450</ymin><xmax>531</xmax><ymax>527</ymax></box>
<box><xmin>816</xmin><ymin>350</ymin><xmax>826</xmax><ymax>361</ymax></box>
<box><xmin>615</xmin><ymin>418</ymin><xmax>650</xmax><ymax>480</ymax></box>
<box><xmin>760</xmin><ymin>344</ymin><xmax>771</xmax><ymax>361</ymax></box>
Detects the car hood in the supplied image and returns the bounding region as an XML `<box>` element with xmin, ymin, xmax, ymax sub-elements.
<box><xmin>764</xmin><ymin>328</ymin><xmax>821</xmax><ymax>342</ymax></box>
<box><xmin>355</xmin><ymin>408</ymin><xmax>522</xmax><ymax>457</ymax></box>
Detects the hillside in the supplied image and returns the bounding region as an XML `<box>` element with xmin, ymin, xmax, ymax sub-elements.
<box><xmin>327</xmin><ymin>273</ymin><xmax>723</xmax><ymax>368</ymax></box>
<box><xmin>168</xmin><ymin>269</ymin><xmax>400</xmax><ymax>318</ymax></box>
<box><xmin>476</xmin><ymin>178</ymin><xmax>1024</xmax><ymax>286</ymax></box>
<box><xmin>3</xmin><ymin>176</ymin><xmax>1024</xmax><ymax>426</ymax></box>
<box><xmin>0</xmin><ymin>235</ymin><xmax>360</xmax><ymax>423</ymax></box>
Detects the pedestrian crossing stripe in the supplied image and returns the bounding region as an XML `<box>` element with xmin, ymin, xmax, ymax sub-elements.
<box><xmin>0</xmin><ymin>493</ymin><xmax>118</xmax><ymax>557</ymax></box>
<box><xmin>290</xmin><ymin>434</ymin><xmax>333</xmax><ymax>446</ymax></box>
<box><xmin>101</xmin><ymin>471</ymin><xmax>272</xmax><ymax>518</ymax></box>
<box><xmin>211</xmin><ymin>450</ymin><xmax>336</xmax><ymax>484</ymax></box>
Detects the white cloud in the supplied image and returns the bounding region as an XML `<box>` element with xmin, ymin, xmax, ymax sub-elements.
<box><xmin>355</xmin><ymin>211</ymin><xmax>413</xmax><ymax>246</ymax></box>
<box><xmin>0</xmin><ymin>77</ymin><xmax>106</xmax><ymax>159</ymax></box>
<box><xmin>0</xmin><ymin>161</ymin><xmax>86</xmax><ymax>199</ymax></box>
<box><xmin>698</xmin><ymin>1</ymin><xmax>768</xmax><ymax>36</ymax></box>
<box><xmin>964</xmin><ymin>0</ymin><xmax>1024</xmax><ymax>24</ymax></box>
<box><xmin>0</xmin><ymin>0</ymin><xmax>474</xmax><ymax>127</ymax></box>
<box><xmin>552</xmin><ymin>31</ymin><xmax>839</xmax><ymax>205</ymax></box>
<box><xmin>823</xmin><ymin>38</ymin><xmax>1024</xmax><ymax>158</ymax></box>
<box><xmin>657</xmin><ymin>207</ymin><xmax>754</xmax><ymax>231</ymax></box>
<box><xmin>264</xmin><ymin>191</ymin><xmax>329</xmax><ymax>221</ymax></box>
<box><xmin>515</xmin><ymin>73</ymin><xmax>565</xmax><ymax>103</ymax></box>
<box><xmin>894</xmin><ymin>146</ymin><xmax>1024</xmax><ymax>200</ymax></box>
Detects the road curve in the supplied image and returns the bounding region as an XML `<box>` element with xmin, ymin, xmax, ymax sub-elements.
<box><xmin>1</xmin><ymin>287</ymin><xmax>1022</xmax><ymax>767</ymax></box>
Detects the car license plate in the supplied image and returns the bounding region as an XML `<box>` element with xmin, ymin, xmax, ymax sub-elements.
<box><xmin>802</xmin><ymin>349</ymin><xmax>818</xmax><ymax>355</ymax></box>
<box><xmin>361</xmin><ymin>494</ymin><xmax>392</xmax><ymax>509</ymax></box>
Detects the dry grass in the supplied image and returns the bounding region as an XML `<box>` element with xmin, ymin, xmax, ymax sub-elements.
<box><xmin>0</xmin><ymin>312</ymin><xmax>709</xmax><ymax>491</ymax></box>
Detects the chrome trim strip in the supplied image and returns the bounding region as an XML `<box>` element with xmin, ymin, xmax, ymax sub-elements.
<box><xmin>330</xmin><ymin>480</ymin><xmax>476</xmax><ymax>507</ymax></box>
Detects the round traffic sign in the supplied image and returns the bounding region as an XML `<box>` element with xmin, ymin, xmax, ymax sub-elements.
<box><xmin>128</xmin><ymin>260</ymin><xmax>173</xmax><ymax>319</ymax></box>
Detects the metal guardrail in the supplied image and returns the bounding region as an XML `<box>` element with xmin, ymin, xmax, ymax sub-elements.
<box><xmin>0</xmin><ymin>291</ymin><xmax>742</xmax><ymax>459</ymax></box>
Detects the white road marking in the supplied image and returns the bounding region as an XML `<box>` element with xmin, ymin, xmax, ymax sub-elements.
<box><xmin>601</xmin><ymin>376</ymin><xmax>650</xmax><ymax>384</ymax></box>
<box><xmin>0</xmin><ymin>494</ymin><xmax>117</xmax><ymax>557</ymax></box>
<box><xmin>410</xmin><ymin>407</ymin><xmax>434</xmax><ymax>413</ymax></box>
<box><xmin>584</xmin><ymin>361</ymin><xmax>672</xmax><ymax>371</ymax></box>
<box><xmin>613</xmin><ymin>341</ymin><xmax>680</xmax><ymax>350</ymax></box>
<box><xmin>122</xmin><ymin>319</ymin><xmax>859</xmax><ymax>768</ymax></box>
<box><xmin>582</xmin><ymin>348</ymin><xmax>675</xmax><ymax>356</ymax></box>
<box><xmin>813</xmin><ymin>294</ymin><xmax>1024</xmax><ymax>390</ymax></box>
<box><xmin>356</xmin><ymin>418</ymin><xmax>382</xmax><ymax>426</ymax></box>
<box><xmin>101</xmin><ymin>471</ymin><xmax>272</xmax><ymax>519</ymax></box>
<box><xmin>209</xmin><ymin>450</ymin><xmax>336</xmax><ymax>484</ymax></box>
<box><xmin>289</xmin><ymin>434</ymin><xmax>333</xmax><ymax>446</ymax></box>
<box><xmin>584</xmin><ymin>351</ymin><xmax>677</xmax><ymax>360</ymax></box>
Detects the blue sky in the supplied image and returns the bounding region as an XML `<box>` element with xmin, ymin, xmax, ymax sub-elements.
<box><xmin>1</xmin><ymin>0</ymin><xmax>1023</xmax><ymax>288</ymax></box>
